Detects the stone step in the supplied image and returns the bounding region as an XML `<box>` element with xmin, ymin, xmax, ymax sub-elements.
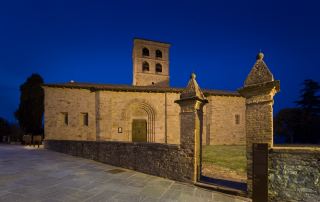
<box><xmin>194</xmin><ymin>181</ymin><xmax>249</xmax><ymax>199</ymax></box>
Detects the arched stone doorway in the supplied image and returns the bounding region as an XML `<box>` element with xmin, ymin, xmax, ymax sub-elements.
<box><xmin>122</xmin><ymin>100</ymin><xmax>156</xmax><ymax>142</ymax></box>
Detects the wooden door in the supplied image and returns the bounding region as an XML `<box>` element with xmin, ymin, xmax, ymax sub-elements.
<box><xmin>253</xmin><ymin>143</ymin><xmax>268</xmax><ymax>202</ymax></box>
<box><xmin>132</xmin><ymin>119</ymin><xmax>147</xmax><ymax>142</ymax></box>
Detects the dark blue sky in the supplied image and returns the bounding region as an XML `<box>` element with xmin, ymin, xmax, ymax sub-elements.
<box><xmin>1</xmin><ymin>0</ymin><xmax>320</xmax><ymax>122</ymax></box>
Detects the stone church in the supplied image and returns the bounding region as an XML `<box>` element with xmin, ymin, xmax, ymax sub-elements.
<box><xmin>43</xmin><ymin>38</ymin><xmax>246</xmax><ymax>145</ymax></box>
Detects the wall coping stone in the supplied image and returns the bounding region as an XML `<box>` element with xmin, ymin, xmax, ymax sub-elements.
<box><xmin>45</xmin><ymin>139</ymin><xmax>180</xmax><ymax>149</ymax></box>
<box><xmin>270</xmin><ymin>146</ymin><xmax>320</xmax><ymax>154</ymax></box>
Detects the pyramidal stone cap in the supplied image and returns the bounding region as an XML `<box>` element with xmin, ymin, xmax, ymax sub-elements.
<box><xmin>180</xmin><ymin>73</ymin><xmax>207</xmax><ymax>101</ymax></box>
<box><xmin>244</xmin><ymin>52</ymin><xmax>274</xmax><ymax>87</ymax></box>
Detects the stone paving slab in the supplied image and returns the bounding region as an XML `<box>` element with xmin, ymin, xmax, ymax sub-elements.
<box><xmin>0</xmin><ymin>144</ymin><xmax>251</xmax><ymax>202</ymax></box>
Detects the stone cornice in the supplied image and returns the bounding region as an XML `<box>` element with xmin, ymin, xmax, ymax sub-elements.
<box><xmin>238</xmin><ymin>80</ymin><xmax>280</xmax><ymax>99</ymax></box>
<box><xmin>175</xmin><ymin>99</ymin><xmax>208</xmax><ymax>112</ymax></box>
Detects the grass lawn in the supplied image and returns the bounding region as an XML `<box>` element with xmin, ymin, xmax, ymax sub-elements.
<box><xmin>202</xmin><ymin>145</ymin><xmax>247</xmax><ymax>176</ymax></box>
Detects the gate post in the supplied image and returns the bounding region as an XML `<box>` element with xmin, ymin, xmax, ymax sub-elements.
<box><xmin>238</xmin><ymin>52</ymin><xmax>280</xmax><ymax>198</ymax></box>
<box><xmin>175</xmin><ymin>73</ymin><xmax>208</xmax><ymax>182</ymax></box>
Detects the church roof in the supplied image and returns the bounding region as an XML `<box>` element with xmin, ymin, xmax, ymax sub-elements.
<box><xmin>43</xmin><ymin>82</ymin><xmax>241</xmax><ymax>97</ymax></box>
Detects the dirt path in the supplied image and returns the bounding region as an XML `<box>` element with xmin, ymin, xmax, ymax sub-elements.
<box><xmin>202</xmin><ymin>163</ymin><xmax>247</xmax><ymax>183</ymax></box>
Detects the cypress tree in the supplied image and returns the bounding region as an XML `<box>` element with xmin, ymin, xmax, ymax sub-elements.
<box><xmin>15</xmin><ymin>74</ymin><xmax>44</xmax><ymax>135</ymax></box>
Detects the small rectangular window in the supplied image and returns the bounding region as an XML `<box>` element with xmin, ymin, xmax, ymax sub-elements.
<box><xmin>61</xmin><ymin>112</ymin><xmax>68</xmax><ymax>126</ymax></box>
<box><xmin>235</xmin><ymin>114</ymin><xmax>240</xmax><ymax>125</ymax></box>
<box><xmin>81</xmin><ymin>113</ymin><xmax>89</xmax><ymax>126</ymax></box>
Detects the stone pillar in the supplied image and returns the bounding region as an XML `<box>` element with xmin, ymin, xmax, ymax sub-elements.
<box><xmin>175</xmin><ymin>73</ymin><xmax>208</xmax><ymax>182</ymax></box>
<box><xmin>238</xmin><ymin>52</ymin><xmax>280</xmax><ymax>196</ymax></box>
<box><xmin>95</xmin><ymin>91</ymin><xmax>109</xmax><ymax>141</ymax></box>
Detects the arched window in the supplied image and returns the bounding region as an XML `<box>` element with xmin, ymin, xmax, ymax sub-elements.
<box><xmin>142</xmin><ymin>61</ymin><xmax>149</xmax><ymax>71</ymax></box>
<box><xmin>156</xmin><ymin>63</ymin><xmax>162</xmax><ymax>73</ymax></box>
<box><xmin>142</xmin><ymin>48</ymin><xmax>149</xmax><ymax>56</ymax></box>
<box><xmin>156</xmin><ymin>50</ymin><xmax>162</xmax><ymax>58</ymax></box>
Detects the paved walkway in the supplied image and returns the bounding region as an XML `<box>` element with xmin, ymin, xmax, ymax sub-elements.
<box><xmin>0</xmin><ymin>144</ymin><xmax>250</xmax><ymax>202</ymax></box>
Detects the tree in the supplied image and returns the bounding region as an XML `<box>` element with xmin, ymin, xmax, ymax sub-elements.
<box><xmin>295</xmin><ymin>79</ymin><xmax>320</xmax><ymax>115</ymax></box>
<box><xmin>274</xmin><ymin>108</ymin><xmax>303</xmax><ymax>143</ymax></box>
<box><xmin>0</xmin><ymin>117</ymin><xmax>11</xmax><ymax>142</ymax></box>
<box><xmin>295</xmin><ymin>80</ymin><xmax>320</xmax><ymax>143</ymax></box>
<box><xmin>274</xmin><ymin>79</ymin><xmax>320</xmax><ymax>144</ymax></box>
<box><xmin>15</xmin><ymin>74</ymin><xmax>44</xmax><ymax>135</ymax></box>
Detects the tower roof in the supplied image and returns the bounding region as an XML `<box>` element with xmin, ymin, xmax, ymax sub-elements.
<box><xmin>133</xmin><ymin>37</ymin><xmax>171</xmax><ymax>46</ymax></box>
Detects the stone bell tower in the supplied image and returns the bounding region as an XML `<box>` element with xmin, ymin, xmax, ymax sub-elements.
<box><xmin>132</xmin><ymin>38</ymin><xmax>170</xmax><ymax>87</ymax></box>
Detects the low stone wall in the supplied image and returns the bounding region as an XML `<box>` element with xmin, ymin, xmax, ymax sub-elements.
<box><xmin>44</xmin><ymin>140</ymin><xmax>194</xmax><ymax>182</ymax></box>
<box><xmin>268</xmin><ymin>147</ymin><xmax>320</xmax><ymax>202</ymax></box>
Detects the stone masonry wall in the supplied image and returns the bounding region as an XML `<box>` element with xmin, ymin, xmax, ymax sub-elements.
<box><xmin>204</xmin><ymin>96</ymin><xmax>246</xmax><ymax>145</ymax></box>
<box><xmin>269</xmin><ymin>147</ymin><xmax>320</xmax><ymax>202</ymax></box>
<box><xmin>44</xmin><ymin>140</ymin><xmax>194</xmax><ymax>183</ymax></box>
<box><xmin>245</xmin><ymin>99</ymin><xmax>274</xmax><ymax>194</ymax></box>
<box><xmin>44</xmin><ymin>87</ymin><xmax>96</xmax><ymax>141</ymax></box>
<box><xmin>44</xmin><ymin>87</ymin><xmax>181</xmax><ymax>144</ymax></box>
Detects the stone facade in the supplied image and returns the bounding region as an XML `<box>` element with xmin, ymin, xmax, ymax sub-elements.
<box><xmin>43</xmin><ymin>87</ymin><xmax>181</xmax><ymax>144</ymax></box>
<box><xmin>269</xmin><ymin>147</ymin><xmax>320</xmax><ymax>202</ymax></box>
<box><xmin>44</xmin><ymin>85</ymin><xmax>245</xmax><ymax>145</ymax></box>
<box><xmin>96</xmin><ymin>90</ymin><xmax>180</xmax><ymax>143</ymax></box>
<box><xmin>203</xmin><ymin>96</ymin><xmax>246</xmax><ymax>145</ymax></box>
<box><xmin>44</xmin><ymin>88</ymin><xmax>96</xmax><ymax>141</ymax></box>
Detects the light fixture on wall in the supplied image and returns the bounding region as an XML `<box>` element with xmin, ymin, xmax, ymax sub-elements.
<box><xmin>118</xmin><ymin>127</ymin><xmax>122</xmax><ymax>133</ymax></box>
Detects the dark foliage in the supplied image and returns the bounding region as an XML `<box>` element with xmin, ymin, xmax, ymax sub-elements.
<box><xmin>9</xmin><ymin>124</ymin><xmax>24</xmax><ymax>142</ymax></box>
<box><xmin>274</xmin><ymin>108</ymin><xmax>303</xmax><ymax>143</ymax></box>
<box><xmin>15</xmin><ymin>74</ymin><xmax>44</xmax><ymax>135</ymax></box>
<box><xmin>274</xmin><ymin>108</ymin><xmax>320</xmax><ymax>143</ymax></box>
<box><xmin>295</xmin><ymin>79</ymin><xmax>320</xmax><ymax>115</ymax></box>
<box><xmin>274</xmin><ymin>79</ymin><xmax>320</xmax><ymax>144</ymax></box>
<box><xmin>0</xmin><ymin>117</ymin><xmax>11</xmax><ymax>137</ymax></box>
<box><xmin>0</xmin><ymin>118</ymin><xmax>23</xmax><ymax>142</ymax></box>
